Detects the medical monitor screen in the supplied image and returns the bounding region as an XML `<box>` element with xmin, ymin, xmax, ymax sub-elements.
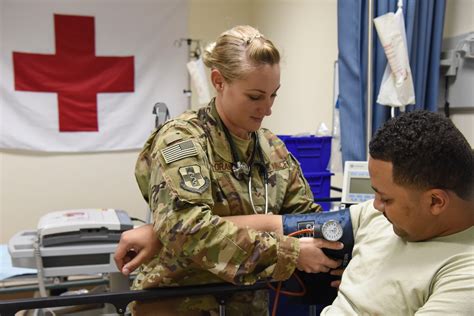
<box><xmin>349</xmin><ymin>178</ymin><xmax>374</xmax><ymax>194</ymax></box>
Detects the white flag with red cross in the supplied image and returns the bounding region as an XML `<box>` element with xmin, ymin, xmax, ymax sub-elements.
<box><xmin>0</xmin><ymin>0</ymin><xmax>188</xmax><ymax>152</ymax></box>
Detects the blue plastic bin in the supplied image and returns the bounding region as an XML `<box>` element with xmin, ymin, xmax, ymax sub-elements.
<box><xmin>305</xmin><ymin>171</ymin><xmax>332</xmax><ymax>211</ymax></box>
<box><xmin>278</xmin><ymin>135</ymin><xmax>331</xmax><ymax>173</ymax></box>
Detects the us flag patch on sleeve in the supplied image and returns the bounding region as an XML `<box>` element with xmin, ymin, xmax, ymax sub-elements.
<box><xmin>161</xmin><ymin>139</ymin><xmax>198</xmax><ymax>164</ymax></box>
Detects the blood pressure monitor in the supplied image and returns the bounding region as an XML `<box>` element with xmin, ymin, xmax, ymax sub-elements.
<box><xmin>282</xmin><ymin>208</ymin><xmax>354</xmax><ymax>305</ymax></box>
<box><xmin>341</xmin><ymin>161</ymin><xmax>375</xmax><ymax>205</ymax></box>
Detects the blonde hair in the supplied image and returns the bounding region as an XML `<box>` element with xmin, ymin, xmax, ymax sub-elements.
<box><xmin>202</xmin><ymin>25</ymin><xmax>280</xmax><ymax>82</ymax></box>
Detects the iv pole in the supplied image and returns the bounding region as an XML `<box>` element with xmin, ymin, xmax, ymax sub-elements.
<box><xmin>366</xmin><ymin>0</ymin><xmax>374</xmax><ymax>160</ymax></box>
<box><xmin>176</xmin><ymin>38</ymin><xmax>201</xmax><ymax>109</ymax></box>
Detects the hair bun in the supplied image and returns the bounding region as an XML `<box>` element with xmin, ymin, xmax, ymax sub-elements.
<box><xmin>204</xmin><ymin>42</ymin><xmax>216</xmax><ymax>55</ymax></box>
<box><xmin>202</xmin><ymin>42</ymin><xmax>216</xmax><ymax>68</ymax></box>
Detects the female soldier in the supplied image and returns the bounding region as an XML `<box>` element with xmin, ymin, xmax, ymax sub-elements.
<box><xmin>114</xmin><ymin>25</ymin><xmax>343</xmax><ymax>315</ymax></box>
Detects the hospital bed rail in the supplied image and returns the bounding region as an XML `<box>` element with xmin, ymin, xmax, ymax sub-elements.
<box><xmin>0</xmin><ymin>281</ymin><xmax>270</xmax><ymax>316</ymax></box>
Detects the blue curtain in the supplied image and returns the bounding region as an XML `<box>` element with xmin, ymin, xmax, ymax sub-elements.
<box><xmin>337</xmin><ymin>0</ymin><xmax>446</xmax><ymax>162</ymax></box>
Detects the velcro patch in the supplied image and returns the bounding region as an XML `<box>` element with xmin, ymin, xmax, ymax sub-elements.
<box><xmin>179</xmin><ymin>165</ymin><xmax>210</xmax><ymax>193</ymax></box>
<box><xmin>164</xmin><ymin>133</ymin><xmax>183</xmax><ymax>145</ymax></box>
<box><xmin>161</xmin><ymin>140</ymin><xmax>198</xmax><ymax>164</ymax></box>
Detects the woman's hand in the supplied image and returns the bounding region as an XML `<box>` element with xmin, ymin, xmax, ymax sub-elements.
<box><xmin>114</xmin><ymin>224</ymin><xmax>162</xmax><ymax>276</ymax></box>
<box><xmin>296</xmin><ymin>237</ymin><xmax>343</xmax><ymax>273</ymax></box>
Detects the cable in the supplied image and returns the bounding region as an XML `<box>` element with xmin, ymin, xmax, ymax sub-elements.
<box><xmin>33</xmin><ymin>237</ymin><xmax>48</xmax><ymax>298</ymax></box>
<box><xmin>34</xmin><ymin>234</ymin><xmax>52</xmax><ymax>316</ymax></box>
<box><xmin>444</xmin><ymin>75</ymin><xmax>450</xmax><ymax>118</ymax></box>
<box><xmin>288</xmin><ymin>228</ymin><xmax>314</xmax><ymax>237</ymax></box>
<box><xmin>269</xmin><ymin>228</ymin><xmax>314</xmax><ymax>316</ymax></box>
<box><xmin>130</xmin><ymin>217</ymin><xmax>146</xmax><ymax>224</ymax></box>
<box><xmin>271</xmin><ymin>280</ymin><xmax>282</xmax><ymax>316</ymax></box>
<box><xmin>267</xmin><ymin>273</ymin><xmax>306</xmax><ymax>297</ymax></box>
<box><xmin>330</xmin><ymin>186</ymin><xmax>342</xmax><ymax>193</ymax></box>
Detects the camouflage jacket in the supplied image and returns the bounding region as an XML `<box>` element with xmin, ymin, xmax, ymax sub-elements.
<box><xmin>133</xmin><ymin>99</ymin><xmax>321</xmax><ymax>313</ymax></box>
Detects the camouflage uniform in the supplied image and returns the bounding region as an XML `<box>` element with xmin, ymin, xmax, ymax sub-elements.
<box><xmin>132</xmin><ymin>98</ymin><xmax>321</xmax><ymax>315</ymax></box>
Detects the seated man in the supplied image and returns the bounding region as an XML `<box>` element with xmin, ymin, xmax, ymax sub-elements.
<box><xmin>321</xmin><ymin>110</ymin><xmax>473</xmax><ymax>315</ymax></box>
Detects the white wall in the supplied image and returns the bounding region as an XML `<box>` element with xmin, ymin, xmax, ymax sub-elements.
<box><xmin>252</xmin><ymin>0</ymin><xmax>338</xmax><ymax>136</ymax></box>
<box><xmin>443</xmin><ymin>0</ymin><xmax>474</xmax><ymax>146</ymax></box>
<box><xmin>0</xmin><ymin>151</ymin><xmax>146</xmax><ymax>243</ymax></box>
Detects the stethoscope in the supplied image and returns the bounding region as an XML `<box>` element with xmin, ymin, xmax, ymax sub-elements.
<box><xmin>221</xmin><ymin>123</ymin><xmax>269</xmax><ymax>215</ymax></box>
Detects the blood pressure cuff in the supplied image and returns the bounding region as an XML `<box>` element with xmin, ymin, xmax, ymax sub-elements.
<box><xmin>282</xmin><ymin>208</ymin><xmax>354</xmax><ymax>265</ymax></box>
<box><xmin>281</xmin><ymin>208</ymin><xmax>354</xmax><ymax>305</ymax></box>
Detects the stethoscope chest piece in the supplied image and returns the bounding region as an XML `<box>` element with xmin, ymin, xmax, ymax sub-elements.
<box><xmin>232</xmin><ymin>161</ymin><xmax>250</xmax><ymax>180</ymax></box>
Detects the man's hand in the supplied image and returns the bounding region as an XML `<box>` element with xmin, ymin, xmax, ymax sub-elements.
<box><xmin>329</xmin><ymin>268</ymin><xmax>345</xmax><ymax>288</ymax></box>
<box><xmin>296</xmin><ymin>237</ymin><xmax>343</xmax><ymax>273</ymax></box>
<box><xmin>114</xmin><ymin>224</ymin><xmax>162</xmax><ymax>276</ymax></box>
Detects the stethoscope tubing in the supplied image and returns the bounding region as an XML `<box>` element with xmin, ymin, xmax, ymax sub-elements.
<box><xmin>248</xmin><ymin>165</ymin><xmax>269</xmax><ymax>215</ymax></box>
<box><xmin>220</xmin><ymin>119</ymin><xmax>269</xmax><ymax>215</ymax></box>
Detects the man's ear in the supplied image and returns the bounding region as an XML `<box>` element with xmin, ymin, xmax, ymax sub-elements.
<box><xmin>210</xmin><ymin>69</ymin><xmax>224</xmax><ymax>91</ymax></box>
<box><xmin>426</xmin><ymin>189</ymin><xmax>450</xmax><ymax>216</ymax></box>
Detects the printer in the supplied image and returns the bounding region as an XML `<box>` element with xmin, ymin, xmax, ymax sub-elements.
<box><xmin>8</xmin><ymin>208</ymin><xmax>133</xmax><ymax>277</ymax></box>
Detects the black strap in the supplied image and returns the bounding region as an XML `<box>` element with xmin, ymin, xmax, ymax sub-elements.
<box><xmin>221</xmin><ymin>120</ymin><xmax>242</xmax><ymax>167</ymax></box>
<box><xmin>220</xmin><ymin>120</ymin><xmax>259</xmax><ymax>180</ymax></box>
<box><xmin>253</xmin><ymin>134</ymin><xmax>268</xmax><ymax>181</ymax></box>
<box><xmin>444</xmin><ymin>76</ymin><xmax>450</xmax><ymax>118</ymax></box>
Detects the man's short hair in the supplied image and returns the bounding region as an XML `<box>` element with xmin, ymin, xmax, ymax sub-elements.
<box><xmin>369</xmin><ymin>110</ymin><xmax>473</xmax><ymax>200</ymax></box>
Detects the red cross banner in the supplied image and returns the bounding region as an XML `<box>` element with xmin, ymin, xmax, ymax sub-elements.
<box><xmin>0</xmin><ymin>0</ymin><xmax>188</xmax><ymax>152</ymax></box>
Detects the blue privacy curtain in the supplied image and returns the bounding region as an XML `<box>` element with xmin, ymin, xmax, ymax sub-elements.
<box><xmin>337</xmin><ymin>0</ymin><xmax>446</xmax><ymax>162</ymax></box>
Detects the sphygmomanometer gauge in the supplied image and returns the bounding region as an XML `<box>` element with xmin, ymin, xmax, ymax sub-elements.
<box><xmin>321</xmin><ymin>220</ymin><xmax>343</xmax><ymax>241</ymax></box>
